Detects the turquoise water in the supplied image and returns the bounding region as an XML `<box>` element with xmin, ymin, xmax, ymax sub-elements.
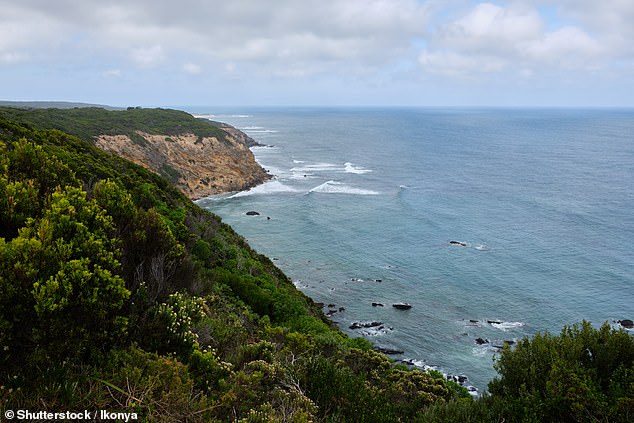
<box><xmin>192</xmin><ymin>107</ymin><xmax>634</xmax><ymax>390</ymax></box>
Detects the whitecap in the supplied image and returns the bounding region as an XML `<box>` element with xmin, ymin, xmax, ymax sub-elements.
<box><xmin>192</xmin><ymin>113</ymin><xmax>217</xmax><ymax>119</ymax></box>
<box><xmin>490</xmin><ymin>321</ymin><xmax>525</xmax><ymax>331</ymax></box>
<box><xmin>290</xmin><ymin>163</ymin><xmax>340</xmax><ymax>173</ymax></box>
<box><xmin>229</xmin><ymin>180</ymin><xmax>300</xmax><ymax>198</ymax></box>
<box><xmin>250</xmin><ymin>145</ymin><xmax>278</xmax><ymax>152</ymax></box>
<box><xmin>474</xmin><ymin>244</ymin><xmax>488</xmax><ymax>251</ymax></box>
<box><xmin>309</xmin><ymin>180</ymin><xmax>379</xmax><ymax>195</ymax></box>
<box><xmin>344</xmin><ymin>162</ymin><xmax>372</xmax><ymax>174</ymax></box>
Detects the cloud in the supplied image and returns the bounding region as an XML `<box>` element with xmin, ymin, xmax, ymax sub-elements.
<box><xmin>129</xmin><ymin>45</ymin><xmax>165</xmax><ymax>67</ymax></box>
<box><xmin>0</xmin><ymin>0</ymin><xmax>430</xmax><ymax>75</ymax></box>
<box><xmin>2</xmin><ymin>0</ymin><xmax>632</xmax><ymax>106</ymax></box>
<box><xmin>419</xmin><ymin>2</ymin><xmax>607</xmax><ymax>77</ymax></box>
<box><xmin>182</xmin><ymin>63</ymin><xmax>202</xmax><ymax>75</ymax></box>
<box><xmin>103</xmin><ymin>69</ymin><xmax>122</xmax><ymax>78</ymax></box>
<box><xmin>522</xmin><ymin>26</ymin><xmax>604</xmax><ymax>69</ymax></box>
<box><xmin>436</xmin><ymin>3</ymin><xmax>543</xmax><ymax>53</ymax></box>
<box><xmin>418</xmin><ymin>50</ymin><xmax>507</xmax><ymax>76</ymax></box>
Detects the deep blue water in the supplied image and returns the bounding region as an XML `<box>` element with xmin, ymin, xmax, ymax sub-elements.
<box><xmin>191</xmin><ymin>107</ymin><xmax>634</xmax><ymax>391</ymax></box>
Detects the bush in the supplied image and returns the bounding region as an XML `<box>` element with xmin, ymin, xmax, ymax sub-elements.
<box><xmin>489</xmin><ymin>321</ymin><xmax>634</xmax><ymax>422</ymax></box>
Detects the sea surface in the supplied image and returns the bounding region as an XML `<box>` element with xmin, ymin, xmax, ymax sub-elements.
<box><xmin>191</xmin><ymin>107</ymin><xmax>634</xmax><ymax>391</ymax></box>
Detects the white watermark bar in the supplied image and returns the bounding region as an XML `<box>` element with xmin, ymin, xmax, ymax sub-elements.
<box><xmin>3</xmin><ymin>409</ymin><xmax>138</xmax><ymax>421</ymax></box>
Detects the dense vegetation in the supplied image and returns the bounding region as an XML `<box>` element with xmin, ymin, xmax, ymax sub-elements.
<box><xmin>0</xmin><ymin>106</ymin><xmax>231</xmax><ymax>145</ymax></box>
<box><xmin>0</xmin><ymin>109</ymin><xmax>632</xmax><ymax>422</ymax></box>
<box><xmin>0</xmin><ymin>111</ymin><xmax>465</xmax><ymax>421</ymax></box>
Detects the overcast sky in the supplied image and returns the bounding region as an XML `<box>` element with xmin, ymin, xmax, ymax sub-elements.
<box><xmin>2</xmin><ymin>0</ymin><xmax>633</xmax><ymax>107</ymax></box>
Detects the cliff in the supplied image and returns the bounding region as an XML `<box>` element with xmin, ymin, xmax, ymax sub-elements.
<box><xmin>95</xmin><ymin>126</ymin><xmax>270</xmax><ymax>200</ymax></box>
<box><xmin>0</xmin><ymin>106</ymin><xmax>271</xmax><ymax>200</ymax></box>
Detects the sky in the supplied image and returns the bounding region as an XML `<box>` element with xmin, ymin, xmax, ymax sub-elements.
<box><xmin>1</xmin><ymin>0</ymin><xmax>633</xmax><ymax>107</ymax></box>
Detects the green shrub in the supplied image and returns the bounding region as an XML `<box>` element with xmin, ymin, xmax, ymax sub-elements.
<box><xmin>489</xmin><ymin>321</ymin><xmax>634</xmax><ymax>422</ymax></box>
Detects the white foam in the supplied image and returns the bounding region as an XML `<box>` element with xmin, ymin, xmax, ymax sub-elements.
<box><xmin>309</xmin><ymin>180</ymin><xmax>379</xmax><ymax>195</ymax></box>
<box><xmin>230</xmin><ymin>114</ymin><xmax>252</xmax><ymax>118</ymax></box>
<box><xmin>192</xmin><ymin>113</ymin><xmax>217</xmax><ymax>119</ymax></box>
<box><xmin>229</xmin><ymin>180</ymin><xmax>300</xmax><ymax>198</ymax></box>
<box><xmin>408</xmin><ymin>359</ymin><xmax>427</xmax><ymax>368</ymax></box>
<box><xmin>344</xmin><ymin>162</ymin><xmax>372</xmax><ymax>174</ymax></box>
<box><xmin>250</xmin><ymin>145</ymin><xmax>278</xmax><ymax>152</ymax></box>
<box><xmin>490</xmin><ymin>321</ymin><xmax>525</xmax><ymax>331</ymax></box>
<box><xmin>471</xmin><ymin>346</ymin><xmax>489</xmax><ymax>357</ymax></box>
<box><xmin>474</xmin><ymin>244</ymin><xmax>488</xmax><ymax>251</ymax></box>
<box><xmin>291</xmin><ymin>163</ymin><xmax>340</xmax><ymax>173</ymax></box>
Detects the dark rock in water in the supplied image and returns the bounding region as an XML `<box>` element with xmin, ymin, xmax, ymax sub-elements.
<box><xmin>449</xmin><ymin>240</ymin><xmax>467</xmax><ymax>246</ymax></box>
<box><xmin>374</xmin><ymin>346</ymin><xmax>404</xmax><ymax>355</ymax></box>
<box><xmin>375</xmin><ymin>279</ymin><xmax>382</xmax><ymax>282</ymax></box>
<box><xmin>349</xmin><ymin>321</ymin><xmax>383</xmax><ymax>330</ymax></box>
<box><xmin>246</xmin><ymin>211</ymin><xmax>260</xmax><ymax>216</ymax></box>
<box><xmin>372</xmin><ymin>302</ymin><xmax>385</xmax><ymax>307</ymax></box>
<box><xmin>339</xmin><ymin>307</ymin><xmax>345</xmax><ymax>312</ymax></box>
<box><xmin>448</xmin><ymin>375</ymin><xmax>469</xmax><ymax>384</ymax></box>
<box><xmin>475</xmin><ymin>337</ymin><xmax>489</xmax><ymax>345</ymax></box>
<box><xmin>466</xmin><ymin>319</ymin><xmax>481</xmax><ymax>327</ymax></box>
<box><xmin>392</xmin><ymin>303</ymin><xmax>412</xmax><ymax>310</ymax></box>
<box><xmin>327</xmin><ymin>304</ymin><xmax>336</xmax><ymax>308</ymax></box>
<box><xmin>618</xmin><ymin>319</ymin><xmax>634</xmax><ymax>329</ymax></box>
<box><xmin>487</xmin><ymin>320</ymin><xmax>503</xmax><ymax>325</ymax></box>
<box><xmin>315</xmin><ymin>302</ymin><xmax>324</xmax><ymax>308</ymax></box>
<box><xmin>266</xmin><ymin>216</ymin><xmax>271</xmax><ymax>220</ymax></box>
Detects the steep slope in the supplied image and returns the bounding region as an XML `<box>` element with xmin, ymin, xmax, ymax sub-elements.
<box><xmin>0</xmin><ymin>106</ymin><xmax>271</xmax><ymax>199</ymax></box>
<box><xmin>0</xmin><ymin>114</ymin><xmax>464</xmax><ymax>422</ymax></box>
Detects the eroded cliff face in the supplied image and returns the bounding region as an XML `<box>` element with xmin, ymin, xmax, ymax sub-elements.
<box><xmin>95</xmin><ymin>126</ymin><xmax>270</xmax><ymax>200</ymax></box>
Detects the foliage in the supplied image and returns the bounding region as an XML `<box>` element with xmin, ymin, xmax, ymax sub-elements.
<box><xmin>0</xmin><ymin>106</ymin><xmax>230</xmax><ymax>144</ymax></box>
<box><xmin>4</xmin><ymin>110</ymin><xmax>631</xmax><ymax>421</ymax></box>
<box><xmin>487</xmin><ymin>321</ymin><xmax>634</xmax><ymax>422</ymax></box>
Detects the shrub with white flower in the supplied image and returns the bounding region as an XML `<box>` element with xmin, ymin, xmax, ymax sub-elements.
<box><xmin>156</xmin><ymin>292</ymin><xmax>208</xmax><ymax>353</ymax></box>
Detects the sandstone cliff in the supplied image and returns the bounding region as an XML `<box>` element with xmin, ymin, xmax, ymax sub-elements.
<box><xmin>0</xmin><ymin>106</ymin><xmax>270</xmax><ymax>200</ymax></box>
<box><xmin>95</xmin><ymin>124</ymin><xmax>271</xmax><ymax>200</ymax></box>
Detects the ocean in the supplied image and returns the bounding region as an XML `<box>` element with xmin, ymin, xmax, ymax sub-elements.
<box><xmin>191</xmin><ymin>107</ymin><xmax>634</xmax><ymax>391</ymax></box>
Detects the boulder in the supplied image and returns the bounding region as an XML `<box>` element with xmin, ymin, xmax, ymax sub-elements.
<box><xmin>246</xmin><ymin>211</ymin><xmax>260</xmax><ymax>216</ymax></box>
<box><xmin>349</xmin><ymin>321</ymin><xmax>383</xmax><ymax>330</ymax></box>
<box><xmin>475</xmin><ymin>337</ymin><xmax>489</xmax><ymax>345</ymax></box>
<box><xmin>374</xmin><ymin>347</ymin><xmax>404</xmax><ymax>355</ymax></box>
<box><xmin>392</xmin><ymin>303</ymin><xmax>412</xmax><ymax>310</ymax></box>
<box><xmin>372</xmin><ymin>302</ymin><xmax>385</xmax><ymax>307</ymax></box>
<box><xmin>449</xmin><ymin>240</ymin><xmax>467</xmax><ymax>247</ymax></box>
<box><xmin>619</xmin><ymin>319</ymin><xmax>634</xmax><ymax>329</ymax></box>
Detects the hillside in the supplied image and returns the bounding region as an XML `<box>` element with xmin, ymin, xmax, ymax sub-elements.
<box><xmin>1</xmin><ymin>111</ymin><xmax>632</xmax><ymax>422</ymax></box>
<box><xmin>0</xmin><ymin>107</ymin><xmax>270</xmax><ymax>199</ymax></box>
<box><xmin>0</xmin><ymin>114</ymin><xmax>467</xmax><ymax>421</ymax></box>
